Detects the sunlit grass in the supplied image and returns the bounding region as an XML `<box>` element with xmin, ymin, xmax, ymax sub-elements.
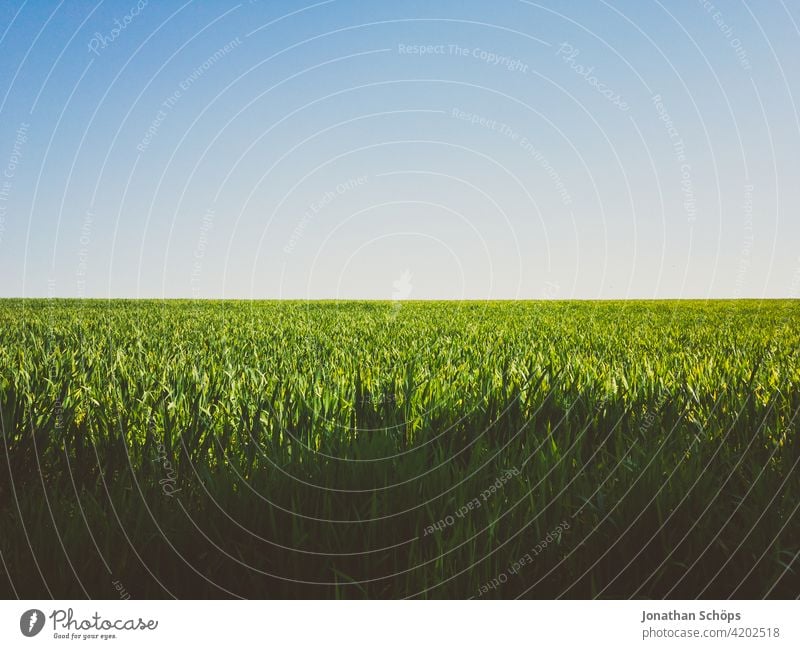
<box><xmin>0</xmin><ymin>299</ymin><xmax>798</xmax><ymax>598</ymax></box>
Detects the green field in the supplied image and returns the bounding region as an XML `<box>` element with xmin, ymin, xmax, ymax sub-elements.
<box><xmin>1</xmin><ymin>299</ymin><xmax>798</xmax><ymax>598</ymax></box>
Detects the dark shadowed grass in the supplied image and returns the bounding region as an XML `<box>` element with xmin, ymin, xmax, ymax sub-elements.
<box><xmin>1</xmin><ymin>299</ymin><xmax>798</xmax><ymax>598</ymax></box>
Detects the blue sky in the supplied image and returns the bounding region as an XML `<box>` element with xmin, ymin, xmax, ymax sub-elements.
<box><xmin>0</xmin><ymin>0</ymin><xmax>798</xmax><ymax>299</ymax></box>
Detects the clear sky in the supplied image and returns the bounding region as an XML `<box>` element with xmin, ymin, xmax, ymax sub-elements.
<box><xmin>0</xmin><ymin>0</ymin><xmax>798</xmax><ymax>299</ymax></box>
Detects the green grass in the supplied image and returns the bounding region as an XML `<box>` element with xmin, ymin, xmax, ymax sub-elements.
<box><xmin>1</xmin><ymin>299</ymin><xmax>798</xmax><ymax>598</ymax></box>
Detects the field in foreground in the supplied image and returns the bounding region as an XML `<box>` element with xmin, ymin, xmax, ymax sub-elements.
<box><xmin>1</xmin><ymin>299</ymin><xmax>798</xmax><ymax>598</ymax></box>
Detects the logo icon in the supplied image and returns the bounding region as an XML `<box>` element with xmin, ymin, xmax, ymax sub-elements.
<box><xmin>391</xmin><ymin>269</ymin><xmax>413</xmax><ymax>302</ymax></box>
<box><xmin>20</xmin><ymin>609</ymin><xmax>45</xmax><ymax>637</ymax></box>
<box><xmin>389</xmin><ymin>269</ymin><xmax>413</xmax><ymax>321</ymax></box>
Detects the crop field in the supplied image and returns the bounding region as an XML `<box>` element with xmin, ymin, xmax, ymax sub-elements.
<box><xmin>1</xmin><ymin>299</ymin><xmax>798</xmax><ymax>598</ymax></box>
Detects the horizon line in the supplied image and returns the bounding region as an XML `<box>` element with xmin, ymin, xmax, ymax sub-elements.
<box><xmin>1</xmin><ymin>297</ymin><xmax>797</xmax><ymax>303</ymax></box>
